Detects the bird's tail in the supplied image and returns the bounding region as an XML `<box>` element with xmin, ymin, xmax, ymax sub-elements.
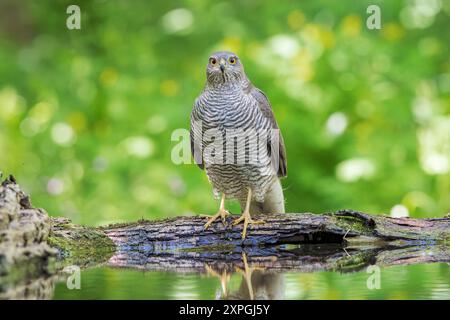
<box><xmin>245</xmin><ymin>179</ymin><xmax>285</xmax><ymax>215</ymax></box>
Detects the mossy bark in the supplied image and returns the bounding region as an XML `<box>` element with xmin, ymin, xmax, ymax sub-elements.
<box><xmin>48</xmin><ymin>217</ymin><xmax>115</xmax><ymax>268</ymax></box>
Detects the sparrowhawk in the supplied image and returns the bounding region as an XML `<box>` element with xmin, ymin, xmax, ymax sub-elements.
<box><xmin>190</xmin><ymin>51</ymin><xmax>287</xmax><ymax>239</ymax></box>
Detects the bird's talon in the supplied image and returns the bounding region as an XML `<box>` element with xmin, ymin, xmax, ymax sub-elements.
<box><xmin>232</xmin><ymin>216</ymin><xmax>245</xmax><ymax>226</ymax></box>
<box><xmin>233</xmin><ymin>213</ymin><xmax>265</xmax><ymax>239</ymax></box>
<box><xmin>203</xmin><ymin>209</ymin><xmax>230</xmax><ymax>229</ymax></box>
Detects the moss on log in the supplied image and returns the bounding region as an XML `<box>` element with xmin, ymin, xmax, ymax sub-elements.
<box><xmin>49</xmin><ymin>217</ymin><xmax>115</xmax><ymax>268</ymax></box>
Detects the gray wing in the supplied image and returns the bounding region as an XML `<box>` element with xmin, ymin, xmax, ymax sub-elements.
<box><xmin>190</xmin><ymin>102</ymin><xmax>204</xmax><ymax>170</ymax></box>
<box><xmin>247</xmin><ymin>84</ymin><xmax>287</xmax><ymax>178</ymax></box>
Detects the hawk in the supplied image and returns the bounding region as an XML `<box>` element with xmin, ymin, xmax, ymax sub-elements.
<box><xmin>190</xmin><ymin>51</ymin><xmax>287</xmax><ymax>239</ymax></box>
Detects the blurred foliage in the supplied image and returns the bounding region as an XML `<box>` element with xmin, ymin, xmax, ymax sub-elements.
<box><xmin>0</xmin><ymin>0</ymin><xmax>449</xmax><ymax>226</ymax></box>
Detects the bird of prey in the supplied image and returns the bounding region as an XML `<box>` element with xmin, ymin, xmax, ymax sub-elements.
<box><xmin>190</xmin><ymin>51</ymin><xmax>287</xmax><ymax>239</ymax></box>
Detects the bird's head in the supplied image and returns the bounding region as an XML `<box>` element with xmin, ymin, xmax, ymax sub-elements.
<box><xmin>206</xmin><ymin>51</ymin><xmax>245</xmax><ymax>86</ymax></box>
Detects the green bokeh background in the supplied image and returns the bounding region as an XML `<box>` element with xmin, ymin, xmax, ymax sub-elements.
<box><xmin>0</xmin><ymin>0</ymin><xmax>449</xmax><ymax>226</ymax></box>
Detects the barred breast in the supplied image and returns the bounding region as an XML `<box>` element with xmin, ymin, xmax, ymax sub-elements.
<box><xmin>191</xmin><ymin>84</ymin><xmax>277</xmax><ymax>203</ymax></box>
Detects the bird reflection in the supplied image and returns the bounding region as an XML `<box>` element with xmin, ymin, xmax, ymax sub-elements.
<box><xmin>205</xmin><ymin>253</ymin><xmax>285</xmax><ymax>300</ymax></box>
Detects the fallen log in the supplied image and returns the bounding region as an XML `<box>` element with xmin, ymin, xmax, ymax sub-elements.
<box><xmin>0</xmin><ymin>175</ymin><xmax>449</xmax><ymax>280</ymax></box>
<box><xmin>102</xmin><ymin>209</ymin><xmax>449</xmax><ymax>250</ymax></box>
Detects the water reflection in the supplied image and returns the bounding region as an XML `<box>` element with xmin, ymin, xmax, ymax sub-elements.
<box><xmin>51</xmin><ymin>262</ymin><xmax>449</xmax><ymax>300</ymax></box>
<box><xmin>225</xmin><ymin>271</ymin><xmax>285</xmax><ymax>300</ymax></box>
<box><xmin>0</xmin><ymin>275</ymin><xmax>58</xmax><ymax>300</ymax></box>
<box><xmin>205</xmin><ymin>254</ymin><xmax>285</xmax><ymax>300</ymax></box>
<box><xmin>1</xmin><ymin>245</ymin><xmax>449</xmax><ymax>300</ymax></box>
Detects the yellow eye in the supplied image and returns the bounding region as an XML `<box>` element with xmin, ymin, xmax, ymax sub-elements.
<box><xmin>229</xmin><ymin>57</ymin><xmax>236</xmax><ymax>64</ymax></box>
<box><xmin>209</xmin><ymin>57</ymin><xmax>217</xmax><ymax>65</ymax></box>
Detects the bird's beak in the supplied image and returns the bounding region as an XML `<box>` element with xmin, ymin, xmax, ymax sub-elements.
<box><xmin>219</xmin><ymin>59</ymin><xmax>226</xmax><ymax>72</ymax></box>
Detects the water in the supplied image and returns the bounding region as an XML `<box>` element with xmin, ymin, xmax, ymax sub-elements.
<box><xmin>52</xmin><ymin>263</ymin><xmax>450</xmax><ymax>300</ymax></box>
<box><xmin>2</xmin><ymin>243</ymin><xmax>449</xmax><ymax>300</ymax></box>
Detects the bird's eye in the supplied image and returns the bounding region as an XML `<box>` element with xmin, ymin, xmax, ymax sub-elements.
<box><xmin>210</xmin><ymin>58</ymin><xmax>217</xmax><ymax>65</ymax></box>
<box><xmin>229</xmin><ymin>57</ymin><xmax>236</xmax><ymax>64</ymax></box>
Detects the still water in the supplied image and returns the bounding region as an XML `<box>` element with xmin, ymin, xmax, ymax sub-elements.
<box><xmin>52</xmin><ymin>263</ymin><xmax>450</xmax><ymax>300</ymax></box>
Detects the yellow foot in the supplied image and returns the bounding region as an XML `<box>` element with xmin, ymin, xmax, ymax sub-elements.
<box><xmin>203</xmin><ymin>209</ymin><xmax>230</xmax><ymax>229</ymax></box>
<box><xmin>232</xmin><ymin>213</ymin><xmax>264</xmax><ymax>239</ymax></box>
<box><xmin>234</xmin><ymin>253</ymin><xmax>265</xmax><ymax>300</ymax></box>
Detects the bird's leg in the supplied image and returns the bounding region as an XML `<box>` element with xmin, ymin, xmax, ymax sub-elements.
<box><xmin>234</xmin><ymin>252</ymin><xmax>264</xmax><ymax>300</ymax></box>
<box><xmin>232</xmin><ymin>188</ymin><xmax>264</xmax><ymax>239</ymax></box>
<box><xmin>204</xmin><ymin>194</ymin><xmax>230</xmax><ymax>229</ymax></box>
<box><xmin>204</xmin><ymin>264</ymin><xmax>230</xmax><ymax>298</ymax></box>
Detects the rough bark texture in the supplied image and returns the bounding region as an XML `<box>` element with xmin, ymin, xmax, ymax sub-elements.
<box><xmin>103</xmin><ymin>211</ymin><xmax>449</xmax><ymax>251</ymax></box>
<box><xmin>0</xmin><ymin>175</ymin><xmax>57</xmax><ymax>278</ymax></box>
